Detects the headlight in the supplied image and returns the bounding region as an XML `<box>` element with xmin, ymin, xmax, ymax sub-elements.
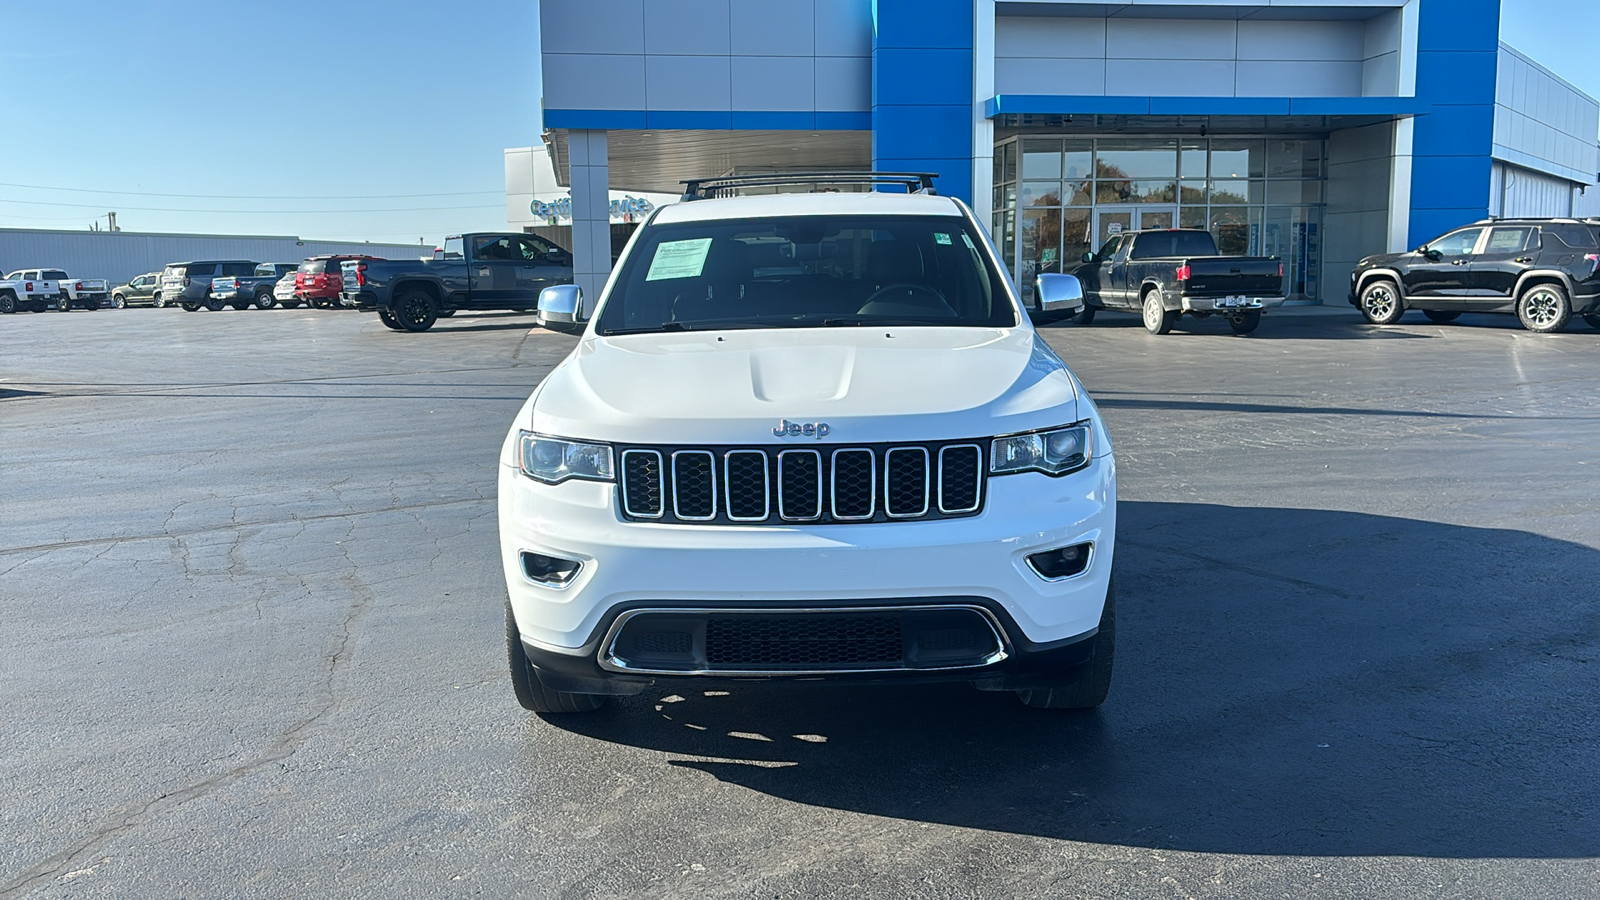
<box><xmin>518</xmin><ymin>432</ymin><xmax>614</xmax><ymax>484</ymax></box>
<box><xmin>990</xmin><ymin>423</ymin><xmax>1093</xmax><ymax>477</ymax></box>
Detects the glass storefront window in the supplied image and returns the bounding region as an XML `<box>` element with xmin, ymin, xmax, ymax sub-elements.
<box><xmin>1096</xmin><ymin>139</ymin><xmax>1178</xmax><ymax>179</ymax></box>
<box><xmin>1209</xmin><ymin>140</ymin><xmax>1264</xmax><ymax>179</ymax></box>
<box><xmin>1208</xmin><ymin>180</ymin><xmax>1264</xmax><ymax>205</ymax></box>
<box><xmin>1062</xmin><ymin>141</ymin><xmax>1093</xmax><ymax>184</ymax></box>
<box><xmin>991</xmin><ymin>135</ymin><xmax>1325</xmax><ymax>302</ymax></box>
<box><xmin>1266</xmin><ymin>180</ymin><xmax>1322</xmax><ymax>204</ymax></box>
<box><xmin>1021</xmin><ymin>181</ymin><xmax>1062</xmax><ymax>208</ymax></box>
<box><xmin>1267</xmin><ymin>139</ymin><xmax>1324</xmax><ymax>179</ymax></box>
<box><xmin>1180</xmin><ymin>141</ymin><xmax>1208</xmax><ymax>178</ymax></box>
<box><xmin>1061</xmin><ymin>209</ymin><xmax>1092</xmax><ymax>268</ymax></box>
<box><xmin>1022</xmin><ymin>139</ymin><xmax>1063</xmax><ymax>179</ymax></box>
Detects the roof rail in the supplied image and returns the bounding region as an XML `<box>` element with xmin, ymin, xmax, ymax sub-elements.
<box><xmin>680</xmin><ymin>171</ymin><xmax>938</xmax><ymax>201</ymax></box>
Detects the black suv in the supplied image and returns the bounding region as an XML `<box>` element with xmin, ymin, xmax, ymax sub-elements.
<box><xmin>1350</xmin><ymin>218</ymin><xmax>1600</xmax><ymax>332</ymax></box>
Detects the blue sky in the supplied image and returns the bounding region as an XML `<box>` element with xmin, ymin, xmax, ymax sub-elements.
<box><xmin>0</xmin><ymin>0</ymin><xmax>1592</xmax><ymax>244</ymax></box>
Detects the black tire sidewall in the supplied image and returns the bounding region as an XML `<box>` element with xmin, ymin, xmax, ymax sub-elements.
<box><xmin>394</xmin><ymin>292</ymin><xmax>438</xmax><ymax>332</ymax></box>
<box><xmin>1360</xmin><ymin>279</ymin><xmax>1404</xmax><ymax>324</ymax></box>
<box><xmin>1517</xmin><ymin>283</ymin><xmax>1570</xmax><ymax>333</ymax></box>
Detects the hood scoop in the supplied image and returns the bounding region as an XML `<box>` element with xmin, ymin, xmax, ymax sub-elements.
<box><xmin>748</xmin><ymin>345</ymin><xmax>856</xmax><ymax>403</ymax></box>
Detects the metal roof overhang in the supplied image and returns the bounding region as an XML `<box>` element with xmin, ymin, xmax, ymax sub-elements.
<box><xmin>546</xmin><ymin>129</ymin><xmax>873</xmax><ymax>196</ymax></box>
<box><xmin>987</xmin><ymin>95</ymin><xmax>1425</xmax><ymax>135</ymax></box>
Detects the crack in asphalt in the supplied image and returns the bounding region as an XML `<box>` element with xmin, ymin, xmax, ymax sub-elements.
<box><xmin>0</xmin><ymin>561</ymin><xmax>380</xmax><ymax>897</ymax></box>
<box><xmin>0</xmin><ymin>495</ymin><xmax>492</xmax><ymax>557</ymax></box>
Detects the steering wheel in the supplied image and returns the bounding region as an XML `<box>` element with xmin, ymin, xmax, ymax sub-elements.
<box><xmin>862</xmin><ymin>283</ymin><xmax>948</xmax><ymax>308</ymax></box>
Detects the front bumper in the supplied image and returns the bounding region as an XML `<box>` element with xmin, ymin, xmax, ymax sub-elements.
<box><xmin>1181</xmin><ymin>294</ymin><xmax>1285</xmax><ymax>313</ymax></box>
<box><xmin>497</xmin><ymin>439</ymin><xmax>1117</xmax><ymax>680</ymax></box>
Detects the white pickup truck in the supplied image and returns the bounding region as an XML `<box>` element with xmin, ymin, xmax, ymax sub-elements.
<box><xmin>1</xmin><ymin>270</ymin><xmax>65</xmax><ymax>313</ymax></box>
<box><xmin>498</xmin><ymin>173</ymin><xmax>1116</xmax><ymax>715</ymax></box>
<box><xmin>57</xmin><ymin>272</ymin><xmax>111</xmax><ymax>310</ymax></box>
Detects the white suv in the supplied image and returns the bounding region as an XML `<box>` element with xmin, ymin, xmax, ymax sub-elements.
<box><xmin>498</xmin><ymin>174</ymin><xmax>1116</xmax><ymax>713</ymax></box>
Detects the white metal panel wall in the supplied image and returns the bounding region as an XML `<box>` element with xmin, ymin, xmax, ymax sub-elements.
<box><xmin>1493</xmin><ymin>43</ymin><xmax>1600</xmax><ymax>187</ymax></box>
<box><xmin>993</xmin><ymin>15</ymin><xmax>1374</xmax><ymax>98</ymax></box>
<box><xmin>0</xmin><ymin>230</ymin><xmax>431</xmax><ymax>288</ymax></box>
<box><xmin>540</xmin><ymin>0</ymin><xmax>873</xmax><ymax>115</ymax></box>
<box><xmin>1492</xmin><ymin>162</ymin><xmax>1575</xmax><ymax>218</ymax></box>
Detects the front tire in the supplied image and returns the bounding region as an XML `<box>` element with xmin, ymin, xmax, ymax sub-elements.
<box><xmin>1141</xmin><ymin>289</ymin><xmax>1175</xmax><ymax>335</ymax></box>
<box><xmin>393</xmin><ymin>290</ymin><xmax>438</xmax><ymax>332</ymax></box>
<box><xmin>0</xmin><ymin>293</ymin><xmax>16</xmax><ymax>314</ymax></box>
<box><xmin>111</xmin><ymin>293</ymin><xmax>127</xmax><ymax>309</ymax></box>
<box><xmin>1017</xmin><ymin>580</ymin><xmax>1115</xmax><ymax>710</ymax></box>
<box><xmin>154</xmin><ymin>295</ymin><xmax>167</xmax><ymax>308</ymax></box>
<box><xmin>507</xmin><ymin>604</ymin><xmax>606</xmax><ymax>713</ymax></box>
<box><xmin>181</xmin><ymin>302</ymin><xmax>201</xmax><ymax>312</ymax></box>
<box><xmin>1517</xmin><ymin>283</ymin><xmax>1570</xmax><ymax>333</ymax></box>
<box><xmin>1423</xmin><ymin>310</ymin><xmax>1460</xmax><ymax>323</ymax></box>
<box><xmin>1359</xmin><ymin>279</ymin><xmax>1405</xmax><ymax>324</ymax></box>
<box><xmin>1227</xmin><ymin>309</ymin><xmax>1261</xmax><ymax>334</ymax></box>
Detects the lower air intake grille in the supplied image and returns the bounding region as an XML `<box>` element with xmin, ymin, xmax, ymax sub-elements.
<box><xmin>704</xmin><ymin>615</ymin><xmax>904</xmax><ymax>669</ymax></box>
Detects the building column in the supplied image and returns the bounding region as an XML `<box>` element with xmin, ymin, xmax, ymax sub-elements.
<box><xmin>567</xmin><ymin>130</ymin><xmax>610</xmax><ymax>319</ymax></box>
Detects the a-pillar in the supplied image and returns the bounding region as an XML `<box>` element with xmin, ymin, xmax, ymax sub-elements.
<box><xmin>567</xmin><ymin>130</ymin><xmax>611</xmax><ymax>318</ymax></box>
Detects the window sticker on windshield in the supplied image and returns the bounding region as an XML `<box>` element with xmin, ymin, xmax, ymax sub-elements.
<box><xmin>645</xmin><ymin>238</ymin><xmax>714</xmax><ymax>281</ymax></box>
<box><xmin>934</xmin><ymin>232</ymin><xmax>953</xmax><ymax>245</ymax></box>
<box><xmin>961</xmin><ymin>234</ymin><xmax>975</xmax><ymax>249</ymax></box>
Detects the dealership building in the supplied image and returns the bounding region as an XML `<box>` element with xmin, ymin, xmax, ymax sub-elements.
<box><xmin>532</xmin><ymin>0</ymin><xmax>1600</xmax><ymax>306</ymax></box>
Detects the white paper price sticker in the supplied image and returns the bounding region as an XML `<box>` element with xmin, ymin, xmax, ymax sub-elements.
<box><xmin>645</xmin><ymin>238</ymin><xmax>714</xmax><ymax>281</ymax></box>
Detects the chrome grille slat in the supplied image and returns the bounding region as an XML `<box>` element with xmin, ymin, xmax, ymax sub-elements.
<box><xmin>724</xmin><ymin>450</ymin><xmax>770</xmax><ymax>521</ymax></box>
<box><xmin>620</xmin><ymin>449</ymin><xmax>664</xmax><ymax>518</ymax></box>
<box><xmin>830</xmin><ymin>448</ymin><xmax>876</xmax><ymax>520</ymax></box>
<box><xmin>670</xmin><ymin>450</ymin><xmax>717</xmax><ymax>521</ymax></box>
<box><xmin>938</xmin><ymin>444</ymin><xmax>983</xmax><ymax>514</ymax></box>
<box><xmin>884</xmin><ymin>446</ymin><xmax>930</xmax><ymax>518</ymax></box>
<box><xmin>777</xmin><ymin>449</ymin><xmax>823</xmax><ymax>521</ymax></box>
<box><xmin>618</xmin><ymin>442</ymin><xmax>987</xmax><ymax>525</ymax></box>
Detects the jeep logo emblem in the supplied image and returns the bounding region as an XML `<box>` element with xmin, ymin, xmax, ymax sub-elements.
<box><xmin>773</xmin><ymin>419</ymin><xmax>830</xmax><ymax>439</ymax></box>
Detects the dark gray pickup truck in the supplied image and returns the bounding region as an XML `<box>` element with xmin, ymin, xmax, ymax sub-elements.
<box><xmin>1071</xmin><ymin>228</ymin><xmax>1284</xmax><ymax>334</ymax></box>
<box><xmin>340</xmin><ymin>232</ymin><xmax>573</xmax><ymax>332</ymax></box>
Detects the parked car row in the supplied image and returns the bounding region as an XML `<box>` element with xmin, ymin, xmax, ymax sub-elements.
<box><xmin>1</xmin><ymin>269</ymin><xmax>108</xmax><ymax>312</ymax></box>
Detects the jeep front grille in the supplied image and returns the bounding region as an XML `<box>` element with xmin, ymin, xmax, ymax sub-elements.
<box><xmin>617</xmin><ymin>441</ymin><xmax>987</xmax><ymax>525</ymax></box>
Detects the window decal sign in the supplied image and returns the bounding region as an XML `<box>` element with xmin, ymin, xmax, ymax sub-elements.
<box><xmin>645</xmin><ymin>238</ymin><xmax>714</xmax><ymax>281</ymax></box>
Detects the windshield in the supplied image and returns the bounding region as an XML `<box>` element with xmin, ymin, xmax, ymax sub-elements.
<box><xmin>594</xmin><ymin>215</ymin><xmax>1015</xmax><ymax>335</ymax></box>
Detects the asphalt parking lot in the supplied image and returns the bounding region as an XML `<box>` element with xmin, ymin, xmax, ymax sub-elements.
<box><xmin>3</xmin><ymin>305</ymin><xmax>1598</xmax><ymax>898</ymax></box>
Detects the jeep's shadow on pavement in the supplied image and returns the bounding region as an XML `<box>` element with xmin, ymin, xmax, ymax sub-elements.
<box><xmin>544</xmin><ymin>502</ymin><xmax>1600</xmax><ymax>860</ymax></box>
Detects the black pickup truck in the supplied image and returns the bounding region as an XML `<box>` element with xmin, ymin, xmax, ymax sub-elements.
<box><xmin>340</xmin><ymin>232</ymin><xmax>573</xmax><ymax>332</ymax></box>
<box><xmin>1071</xmin><ymin>229</ymin><xmax>1284</xmax><ymax>334</ymax></box>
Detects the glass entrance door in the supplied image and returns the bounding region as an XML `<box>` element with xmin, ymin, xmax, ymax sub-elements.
<box><xmin>1094</xmin><ymin>207</ymin><xmax>1176</xmax><ymax>248</ymax></box>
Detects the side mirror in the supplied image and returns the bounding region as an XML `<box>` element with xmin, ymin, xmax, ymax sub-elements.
<box><xmin>538</xmin><ymin>283</ymin><xmax>582</xmax><ymax>325</ymax></box>
<box><xmin>1035</xmin><ymin>273</ymin><xmax>1085</xmax><ymax>313</ymax></box>
<box><xmin>1423</xmin><ymin>247</ymin><xmax>1442</xmax><ymax>261</ymax></box>
<box><xmin>1082</xmin><ymin>252</ymin><xmax>1096</xmax><ymax>264</ymax></box>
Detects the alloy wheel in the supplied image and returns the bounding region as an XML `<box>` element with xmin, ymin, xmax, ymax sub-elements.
<box><xmin>1522</xmin><ymin>289</ymin><xmax>1561</xmax><ymax>329</ymax></box>
<box><xmin>1363</xmin><ymin>285</ymin><xmax>1395</xmax><ymax>321</ymax></box>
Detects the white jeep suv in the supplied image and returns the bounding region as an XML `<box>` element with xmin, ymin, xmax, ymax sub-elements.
<box><xmin>498</xmin><ymin>174</ymin><xmax>1116</xmax><ymax>713</ymax></box>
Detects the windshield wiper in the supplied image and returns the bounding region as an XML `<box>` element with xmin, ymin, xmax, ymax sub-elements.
<box><xmin>601</xmin><ymin>322</ymin><xmax>688</xmax><ymax>335</ymax></box>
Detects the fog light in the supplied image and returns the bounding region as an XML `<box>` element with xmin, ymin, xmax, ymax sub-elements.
<box><xmin>1027</xmin><ymin>542</ymin><xmax>1093</xmax><ymax>580</ymax></box>
<box><xmin>521</xmin><ymin>551</ymin><xmax>583</xmax><ymax>587</ymax></box>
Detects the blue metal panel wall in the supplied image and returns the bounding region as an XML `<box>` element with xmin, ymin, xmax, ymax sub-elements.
<box><xmin>1408</xmin><ymin>0</ymin><xmax>1502</xmax><ymax>247</ymax></box>
<box><xmin>871</xmin><ymin>0</ymin><xmax>974</xmax><ymax>203</ymax></box>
